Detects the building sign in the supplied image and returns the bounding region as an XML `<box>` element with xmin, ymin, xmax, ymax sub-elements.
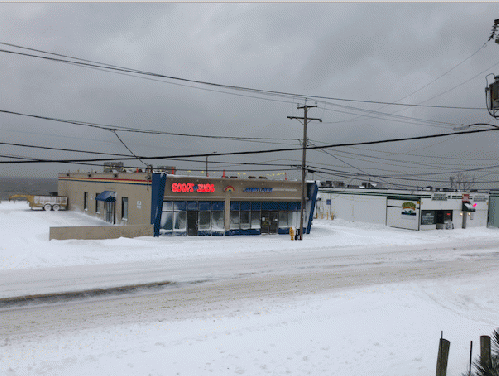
<box><xmin>172</xmin><ymin>183</ymin><xmax>215</xmax><ymax>193</ymax></box>
<box><xmin>243</xmin><ymin>188</ymin><xmax>273</xmax><ymax>193</ymax></box>
<box><xmin>421</xmin><ymin>210</ymin><xmax>436</xmax><ymax>225</ymax></box>
<box><xmin>462</xmin><ymin>193</ymin><xmax>470</xmax><ymax>202</ymax></box>
<box><xmin>224</xmin><ymin>186</ymin><xmax>235</xmax><ymax>192</ymax></box>
<box><xmin>432</xmin><ymin>193</ymin><xmax>448</xmax><ymax>201</ymax></box>
<box><xmin>474</xmin><ymin>195</ymin><xmax>487</xmax><ymax>202</ymax></box>
<box><xmin>401</xmin><ymin>201</ymin><xmax>417</xmax><ymax>218</ymax></box>
<box><xmin>273</xmin><ymin>188</ymin><xmax>298</xmax><ymax>192</ymax></box>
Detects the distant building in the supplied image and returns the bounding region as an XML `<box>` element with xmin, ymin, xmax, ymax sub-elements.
<box><xmin>316</xmin><ymin>187</ymin><xmax>488</xmax><ymax>231</ymax></box>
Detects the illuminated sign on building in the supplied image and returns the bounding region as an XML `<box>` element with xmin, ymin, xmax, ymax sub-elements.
<box><xmin>172</xmin><ymin>183</ymin><xmax>215</xmax><ymax>193</ymax></box>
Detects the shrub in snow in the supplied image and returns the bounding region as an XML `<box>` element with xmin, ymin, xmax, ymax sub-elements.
<box><xmin>466</xmin><ymin>329</ymin><xmax>499</xmax><ymax>376</ymax></box>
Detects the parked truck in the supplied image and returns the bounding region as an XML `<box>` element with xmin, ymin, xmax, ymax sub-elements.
<box><xmin>8</xmin><ymin>194</ymin><xmax>68</xmax><ymax>211</ymax></box>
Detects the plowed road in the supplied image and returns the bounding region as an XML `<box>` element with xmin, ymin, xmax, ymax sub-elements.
<box><xmin>1</xmin><ymin>238</ymin><xmax>498</xmax><ymax>339</ymax></box>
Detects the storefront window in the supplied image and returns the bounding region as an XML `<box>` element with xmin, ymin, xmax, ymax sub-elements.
<box><xmin>162</xmin><ymin>201</ymin><xmax>225</xmax><ymax>235</ymax></box>
<box><xmin>230</xmin><ymin>211</ymin><xmax>240</xmax><ymax>229</ymax></box>
<box><xmin>212</xmin><ymin>201</ymin><xmax>224</xmax><ymax>211</ymax></box>
<box><xmin>279</xmin><ymin>211</ymin><xmax>289</xmax><ymax>228</ymax></box>
<box><xmin>251</xmin><ymin>202</ymin><xmax>261</xmax><ymax>211</ymax></box>
<box><xmin>211</xmin><ymin>211</ymin><xmax>224</xmax><ymax>231</ymax></box>
<box><xmin>174</xmin><ymin>201</ymin><xmax>186</xmax><ymax>211</ymax></box>
<box><xmin>187</xmin><ymin>201</ymin><xmax>198</xmax><ymax>211</ymax></box>
<box><xmin>161</xmin><ymin>211</ymin><xmax>173</xmax><ymax>231</ymax></box>
<box><xmin>251</xmin><ymin>211</ymin><xmax>261</xmax><ymax>229</ymax></box>
<box><xmin>174</xmin><ymin>211</ymin><xmax>187</xmax><ymax>231</ymax></box>
<box><xmin>421</xmin><ymin>210</ymin><xmax>436</xmax><ymax>225</ymax></box>
<box><xmin>240</xmin><ymin>202</ymin><xmax>251</xmax><ymax>211</ymax></box>
<box><xmin>240</xmin><ymin>211</ymin><xmax>251</xmax><ymax>230</ymax></box>
<box><xmin>199</xmin><ymin>201</ymin><xmax>211</xmax><ymax>211</ymax></box>
<box><xmin>199</xmin><ymin>211</ymin><xmax>211</xmax><ymax>230</ymax></box>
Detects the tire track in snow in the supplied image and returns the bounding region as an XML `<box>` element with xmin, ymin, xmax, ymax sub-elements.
<box><xmin>1</xmin><ymin>254</ymin><xmax>499</xmax><ymax>341</ymax></box>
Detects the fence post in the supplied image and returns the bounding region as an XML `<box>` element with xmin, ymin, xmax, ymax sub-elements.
<box><xmin>480</xmin><ymin>335</ymin><xmax>491</xmax><ymax>369</ymax></box>
<box><xmin>436</xmin><ymin>334</ymin><xmax>451</xmax><ymax>376</ymax></box>
<box><xmin>469</xmin><ymin>341</ymin><xmax>473</xmax><ymax>376</ymax></box>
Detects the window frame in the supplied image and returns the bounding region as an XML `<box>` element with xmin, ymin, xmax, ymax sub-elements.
<box><xmin>121</xmin><ymin>197</ymin><xmax>128</xmax><ymax>220</ymax></box>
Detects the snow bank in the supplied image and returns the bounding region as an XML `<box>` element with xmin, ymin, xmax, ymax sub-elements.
<box><xmin>2</xmin><ymin>201</ymin><xmax>499</xmax><ymax>271</ymax></box>
<box><xmin>2</xmin><ymin>273</ymin><xmax>498</xmax><ymax>376</ymax></box>
<box><xmin>2</xmin><ymin>201</ymin><xmax>499</xmax><ymax>376</ymax></box>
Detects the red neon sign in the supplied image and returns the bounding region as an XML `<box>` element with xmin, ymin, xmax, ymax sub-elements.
<box><xmin>172</xmin><ymin>183</ymin><xmax>215</xmax><ymax>193</ymax></box>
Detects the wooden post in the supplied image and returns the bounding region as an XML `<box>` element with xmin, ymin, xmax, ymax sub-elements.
<box><xmin>436</xmin><ymin>336</ymin><xmax>451</xmax><ymax>376</ymax></box>
<box><xmin>480</xmin><ymin>335</ymin><xmax>491</xmax><ymax>369</ymax></box>
<box><xmin>469</xmin><ymin>341</ymin><xmax>473</xmax><ymax>376</ymax></box>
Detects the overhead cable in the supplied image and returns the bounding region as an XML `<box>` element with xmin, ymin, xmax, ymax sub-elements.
<box><xmin>1</xmin><ymin>126</ymin><xmax>497</xmax><ymax>164</ymax></box>
<box><xmin>0</xmin><ymin>42</ymin><xmax>485</xmax><ymax>111</ymax></box>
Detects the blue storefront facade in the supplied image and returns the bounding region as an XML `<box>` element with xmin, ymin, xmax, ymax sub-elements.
<box><xmin>151</xmin><ymin>174</ymin><xmax>318</xmax><ymax>237</ymax></box>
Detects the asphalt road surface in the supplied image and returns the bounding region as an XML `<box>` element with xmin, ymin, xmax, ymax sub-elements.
<box><xmin>1</xmin><ymin>238</ymin><xmax>498</xmax><ymax>342</ymax></box>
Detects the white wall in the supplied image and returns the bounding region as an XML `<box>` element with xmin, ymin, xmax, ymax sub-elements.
<box><xmin>324</xmin><ymin>193</ymin><xmax>387</xmax><ymax>225</ymax></box>
<box><xmin>420</xmin><ymin>197</ymin><xmax>460</xmax><ymax>230</ymax></box>
<box><xmin>318</xmin><ymin>190</ymin><xmax>490</xmax><ymax>231</ymax></box>
<box><xmin>420</xmin><ymin>195</ymin><xmax>489</xmax><ymax>229</ymax></box>
<box><xmin>386</xmin><ymin>199</ymin><xmax>420</xmax><ymax>231</ymax></box>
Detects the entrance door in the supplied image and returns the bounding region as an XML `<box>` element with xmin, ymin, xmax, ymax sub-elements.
<box><xmin>187</xmin><ymin>211</ymin><xmax>198</xmax><ymax>236</ymax></box>
<box><xmin>105</xmin><ymin>201</ymin><xmax>115</xmax><ymax>224</ymax></box>
<box><xmin>261</xmin><ymin>211</ymin><xmax>278</xmax><ymax>234</ymax></box>
<box><xmin>435</xmin><ymin>210</ymin><xmax>453</xmax><ymax>229</ymax></box>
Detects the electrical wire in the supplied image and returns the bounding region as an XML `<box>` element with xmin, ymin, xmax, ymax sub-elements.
<box><xmin>0</xmin><ymin>42</ymin><xmax>486</xmax><ymax>111</ymax></box>
<box><xmin>1</xmin><ymin>125</ymin><xmax>498</xmax><ymax>164</ymax></box>
<box><xmin>0</xmin><ymin>109</ymin><xmax>298</xmax><ymax>146</ymax></box>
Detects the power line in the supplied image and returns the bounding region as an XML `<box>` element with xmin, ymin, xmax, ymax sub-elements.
<box><xmin>0</xmin><ymin>108</ymin><xmax>297</xmax><ymax>145</ymax></box>
<box><xmin>1</xmin><ymin>125</ymin><xmax>497</xmax><ymax>164</ymax></box>
<box><xmin>386</xmin><ymin>42</ymin><xmax>490</xmax><ymax>106</ymax></box>
<box><xmin>0</xmin><ymin>141</ymin><xmax>134</xmax><ymax>157</ymax></box>
<box><xmin>0</xmin><ymin>42</ymin><xmax>486</xmax><ymax>111</ymax></box>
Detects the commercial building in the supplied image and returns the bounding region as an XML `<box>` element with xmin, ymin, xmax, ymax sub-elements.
<box><xmin>316</xmin><ymin>188</ymin><xmax>488</xmax><ymax>231</ymax></box>
<box><xmin>58</xmin><ymin>172</ymin><xmax>318</xmax><ymax>237</ymax></box>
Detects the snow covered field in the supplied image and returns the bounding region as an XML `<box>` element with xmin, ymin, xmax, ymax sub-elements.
<box><xmin>1</xmin><ymin>200</ymin><xmax>499</xmax><ymax>375</ymax></box>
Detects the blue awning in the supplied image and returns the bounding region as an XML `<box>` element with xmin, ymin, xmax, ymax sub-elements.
<box><xmin>95</xmin><ymin>191</ymin><xmax>116</xmax><ymax>202</ymax></box>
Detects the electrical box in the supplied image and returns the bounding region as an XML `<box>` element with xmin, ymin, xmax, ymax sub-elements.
<box><xmin>486</xmin><ymin>75</ymin><xmax>499</xmax><ymax>118</ymax></box>
<box><xmin>489</xmin><ymin>79</ymin><xmax>499</xmax><ymax>111</ymax></box>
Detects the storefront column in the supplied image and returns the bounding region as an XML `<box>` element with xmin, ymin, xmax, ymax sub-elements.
<box><xmin>224</xmin><ymin>196</ymin><xmax>231</xmax><ymax>232</ymax></box>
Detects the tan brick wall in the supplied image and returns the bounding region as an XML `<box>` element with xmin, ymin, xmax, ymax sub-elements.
<box><xmin>49</xmin><ymin>225</ymin><xmax>154</xmax><ymax>240</ymax></box>
<box><xmin>58</xmin><ymin>173</ymin><xmax>152</xmax><ymax>226</ymax></box>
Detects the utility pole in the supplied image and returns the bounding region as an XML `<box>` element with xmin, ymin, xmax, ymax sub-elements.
<box><xmin>206</xmin><ymin>152</ymin><xmax>216</xmax><ymax>178</ymax></box>
<box><xmin>288</xmin><ymin>103</ymin><xmax>322</xmax><ymax>240</ymax></box>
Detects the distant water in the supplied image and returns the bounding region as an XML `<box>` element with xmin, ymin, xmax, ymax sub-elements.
<box><xmin>0</xmin><ymin>177</ymin><xmax>58</xmax><ymax>201</ymax></box>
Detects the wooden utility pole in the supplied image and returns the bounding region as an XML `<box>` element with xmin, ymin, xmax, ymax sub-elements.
<box><xmin>436</xmin><ymin>333</ymin><xmax>451</xmax><ymax>376</ymax></box>
<box><xmin>206</xmin><ymin>152</ymin><xmax>216</xmax><ymax>178</ymax></box>
<box><xmin>288</xmin><ymin>103</ymin><xmax>321</xmax><ymax>240</ymax></box>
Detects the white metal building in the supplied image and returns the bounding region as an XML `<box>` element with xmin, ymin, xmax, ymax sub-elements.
<box><xmin>316</xmin><ymin>188</ymin><xmax>489</xmax><ymax>231</ymax></box>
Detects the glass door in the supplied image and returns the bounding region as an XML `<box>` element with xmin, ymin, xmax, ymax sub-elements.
<box><xmin>187</xmin><ymin>211</ymin><xmax>198</xmax><ymax>236</ymax></box>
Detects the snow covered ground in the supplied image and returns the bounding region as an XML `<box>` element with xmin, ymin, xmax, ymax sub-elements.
<box><xmin>1</xmin><ymin>200</ymin><xmax>499</xmax><ymax>375</ymax></box>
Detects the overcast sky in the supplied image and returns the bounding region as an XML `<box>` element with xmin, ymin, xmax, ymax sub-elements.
<box><xmin>1</xmin><ymin>2</ymin><xmax>499</xmax><ymax>189</ymax></box>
